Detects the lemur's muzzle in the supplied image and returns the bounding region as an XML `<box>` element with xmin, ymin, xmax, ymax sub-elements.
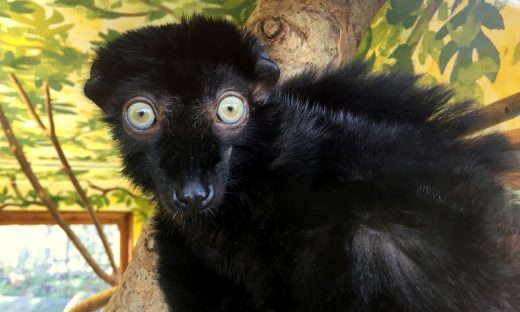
<box><xmin>172</xmin><ymin>179</ymin><xmax>214</xmax><ymax>211</ymax></box>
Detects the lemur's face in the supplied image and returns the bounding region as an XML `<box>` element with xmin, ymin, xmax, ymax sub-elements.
<box><xmin>84</xmin><ymin>17</ymin><xmax>279</xmax><ymax>214</ymax></box>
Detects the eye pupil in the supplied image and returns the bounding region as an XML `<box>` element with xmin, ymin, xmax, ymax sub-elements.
<box><xmin>217</xmin><ymin>95</ymin><xmax>245</xmax><ymax>125</ymax></box>
<box><xmin>126</xmin><ymin>101</ymin><xmax>156</xmax><ymax>130</ymax></box>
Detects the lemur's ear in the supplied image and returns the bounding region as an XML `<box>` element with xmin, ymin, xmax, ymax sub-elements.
<box><xmin>84</xmin><ymin>65</ymin><xmax>115</xmax><ymax>115</ymax></box>
<box><xmin>251</xmin><ymin>47</ymin><xmax>280</xmax><ymax>104</ymax></box>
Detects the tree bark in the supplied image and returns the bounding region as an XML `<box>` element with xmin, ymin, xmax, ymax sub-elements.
<box><xmin>104</xmin><ymin>1</ymin><xmax>387</xmax><ymax>310</ymax></box>
<box><xmin>246</xmin><ymin>0</ymin><xmax>387</xmax><ymax>78</ymax></box>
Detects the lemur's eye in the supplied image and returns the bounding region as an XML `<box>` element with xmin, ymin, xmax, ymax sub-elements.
<box><xmin>126</xmin><ymin>101</ymin><xmax>156</xmax><ymax>130</ymax></box>
<box><xmin>217</xmin><ymin>95</ymin><xmax>245</xmax><ymax>125</ymax></box>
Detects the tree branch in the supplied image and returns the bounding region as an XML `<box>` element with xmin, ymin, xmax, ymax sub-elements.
<box><xmin>141</xmin><ymin>0</ymin><xmax>173</xmax><ymax>14</ymax></box>
<box><xmin>405</xmin><ymin>0</ymin><xmax>443</xmax><ymax>49</ymax></box>
<box><xmin>43</xmin><ymin>82</ymin><xmax>119</xmax><ymax>278</ymax></box>
<box><xmin>79</xmin><ymin>1</ymin><xmax>148</xmax><ymax>18</ymax></box>
<box><xmin>8</xmin><ymin>73</ymin><xmax>47</xmax><ymax>130</ymax></box>
<box><xmin>465</xmin><ymin>92</ymin><xmax>520</xmax><ymax>134</ymax></box>
<box><xmin>0</xmin><ymin>104</ymin><xmax>116</xmax><ymax>285</ymax></box>
<box><xmin>88</xmin><ymin>182</ymin><xmax>138</xmax><ymax>199</ymax></box>
<box><xmin>66</xmin><ymin>287</ymin><xmax>116</xmax><ymax>312</ymax></box>
<box><xmin>246</xmin><ymin>0</ymin><xmax>387</xmax><ymax>77</ymax></box>
<box><xmin>0</xmin><ymin>201</ymin><xmax>45</xmax><ymax>210</ymax></box>
<box><xmin>10</xmin><ymin>176</ymin><xmax>26</xmax><ymax>201</ymax></box>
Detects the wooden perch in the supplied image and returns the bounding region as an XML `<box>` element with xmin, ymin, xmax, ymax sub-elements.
<box><xmin>66</xmin><ymin>287</ymin><xmax>117</xmax><ymax>312</ymax></box>
<box><xmin>104</xmin><ymin>225</ymin><xmax>168</xmax><ymax>311</ymax></box>
<box><xmin>468</xmin><ymin>92</ymin><xmax>520</xmax><ymax>133</ymax></box>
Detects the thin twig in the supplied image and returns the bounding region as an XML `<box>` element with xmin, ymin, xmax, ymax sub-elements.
<box><xmin>405</xmin><ymin>0</ymin><xmax>443</xmax><ymax>52</ymax></box>
<box><xmin>44</xmin><ymin>82</ymin><xmax>55</xmax><ymax>135</ymax></box>
<box><xmin>88</xmin><ymin>182</ymin><xmax>138</xmax><ymax>199</ymax></box>
<box><xmin>141</xmin><ymin>0</ymin><xmax>173</xmax><ymax>14</ymax></box>
<box><xmin>10</xmin><ymin>74</ymin><xmax>118</xmax><ymax>277</ymax></box>
<box><xmin>80</xmin><ymin>1</ymin><xmax>148</xmax><ymax>17</ymax></box>
<box><xmin>0</xmin><ymin>201</ymin><xmax>45</xmax><ymax>210</ymax></box>
<box><xmin>8</xmin><ymin>73</ymin><xmax>46</xmax><ymax>130</ymax></box>
<box><xmin>43</xmin><ymin>82</ymin><xmax>119</xmax><ymax>278</ymax></box>
<box><xmin>66</xmin><ymin>287</ymin><xmax>116</xmax><ymax>312</ymax></box>
<box><xmin>0</xmin><ymin>104</ymin><xmax>116</xmax><ymax>285</ymax></box>
<box><xmin>9</xmin><ymin>176</ymin><xmax>25</xmax><ymax>201</ymax></box>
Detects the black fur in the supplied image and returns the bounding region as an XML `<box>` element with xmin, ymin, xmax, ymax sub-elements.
<box><xmin>85</xmin><ymin>15</ymin><xmax>520</xmax><ymax>311</ymax></box>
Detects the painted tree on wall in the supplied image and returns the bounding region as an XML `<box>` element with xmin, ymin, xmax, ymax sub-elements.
<box><xmin>357</xmin><ymin>0</ymin><xmax>520</xmax><ymax>102</ymax></box>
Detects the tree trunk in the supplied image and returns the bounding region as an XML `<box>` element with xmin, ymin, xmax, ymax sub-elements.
<box><xmin>246</xmin><ymin>0</ymin><xmax>386</xmax><ymax>78</ymax></box>
<box><xmin>104</xmin><ymin>1</ymin><xmax>386</xmax><ymax>310</ymax></box>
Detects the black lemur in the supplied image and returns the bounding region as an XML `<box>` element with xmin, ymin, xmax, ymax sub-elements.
<box><xmin>84</xmin><ymin>15</ymin><xmax>520</xmax><ymax>311</ymax></box>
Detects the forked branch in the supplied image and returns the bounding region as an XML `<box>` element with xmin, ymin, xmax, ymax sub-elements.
<box><xmin>43</xmin><ymin>81</ymin><xmax>119</xmax><ymax>277</ymax></box>
<box><xmin>0</xmin><ymin>104</ymin><xmax>116</xmax><ymax>285</ymax></box>
<box><xmin>9</xmin><ymin>73</ymin><xmax>118</xmax><ymax>277</ymax></box>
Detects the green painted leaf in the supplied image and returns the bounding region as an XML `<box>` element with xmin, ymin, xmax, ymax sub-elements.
<box><xmin>0</xmin><ymin>2</ymin><xmax>9</xmax><ymax>17</ymax></box>
<box><xmin>418</xmin><ymin>31</ymin><xmax>443</xmax><ymax>65</ymax></box>
<box><xmin>450</xmin><ymin>4</ymin><xmax>472</xmax><ymax>27</ymax></box>
<box><xmin>477</xmin><ymin>2</ymin><xmax>504</xmax><ymax>30</ymax></box>
<box><xmin>365</xmin><ymin>53</ymin><xmax>376</xmax><ymax>69</ymax></box>
<box><xmin>450</xmin><ymin>19</ymin><xmax>481</xmax><ymax>47</ymax></box>
<box><xmin>472</xmin><ymin>31</ymin><xmax>500</xmax><ymax>81</ymax></box>
<box><xmin>458</xmin><ymin>57</ymin><xmax>498</xmax><ymax>82</ymax></box>
<box><xmin>513</xmin><ymin>41</ymin><xmax>520</xmax><ymax>65</ymax></box>
<box><xmin>0</xmin><ymin>51</ymin><xmax>16</xmax><ymax>65</ymax></box>
<box><xmin>450</xmin><ymin>47</ymin><xmax>472</xmax><ymax>81</ymax></box>
<box><xmin>111</xmin><ymin>1</ymin><xmax>122</xmax><ymax>9</ymax></box>
<box><xmin>390</xmin><ymin>44</ymin><xmax>414</xmax><ymax>74</ymax></box>
<box><xmin>438</xmin><ymin>41</ymin><xmax>458</xmax><ymax>73</ymax></box>
<box><xmin>148</xmin><ymin>10</ymin><xmax>168</xmax><ymax>21</ymax></box>
<box><xmin>452</xmin><ymin>78</ymin><xmax>484</xmax><ymax>102</ymax></box>
<box><xmin>47</xmin><ymin>10</ymin><xmax>65</xmax><ymax>24</ymax></box>
<box><xmin>386</xmin><ymin>0</ymin><xmax>422</xmax><ymax>29</ymax></box>
<box><xmin>438</xmin><ymin>2</ymin><xmax>448</xmax><ymax>21</ymax></box>
<box><xmin>52</xmin><ymin>107</ymin><xmax>75</xmax><ymax>115</ymax></box>
<box><xmin>9</xmin><ymin>1</ymin><xmax>34</xmax><ymax>14</ymax></box>
<box><xmin>355</xmin><ymin>28</ymin><xmax>372</xmax><ymax>60</ymax></box>
<box><xmin>451</xmin><ymin>0</ymin><xmax>463</xmax><ymax>13</ymax></box>
<box><xmin>54</xmin><ymin>0</ymin><xmax>81</xmax><ymax>6</ymax></box>
<box><xmin>418</xmin><ymin>74</ymin><xmax>438</xmax><ymax>86</ymax></box>
<box><xmin>12</xmin><ymin>56</ymin><xmax>40</xmax><ymax>67</ymax></box>
<box><xmin>221</xmin><ymin>0</ymin><xmax>244</xmax><ymax>9</ymax></box>
<box><xmin>435</xmin><ymin>25</ymin><xmax>449</xmax><ymax>40</ymax></box>
<box><xmin>437</xmin><ymin>2</ymin><xmax>475</xmax><ymax>42</ymax></box>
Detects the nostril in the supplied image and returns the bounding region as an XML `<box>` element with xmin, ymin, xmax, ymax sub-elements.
<box><xmin>173</xmin><ymin>183</ymin><xmax>214</xmax><ymax>210</ymax></box>
<box><xmin>202</xmin><ymin>184</ymin><xmax>214</xmax><ymax>206</ymax></box>
<box><xmin>172</xmin><ymin>191</ymin><xmax>187</xmax><ymax>208</ymax></box>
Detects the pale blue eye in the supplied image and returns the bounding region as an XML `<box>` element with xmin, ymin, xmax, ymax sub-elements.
<box><xmin>126</xmin><ymin>101</ymin><xmax>155</xmax><ymax>130</ymax></box>
<box><xmin>217</xmin><ymin>96</ymin><xmax>245</xmax><ymax>124</ymax></box>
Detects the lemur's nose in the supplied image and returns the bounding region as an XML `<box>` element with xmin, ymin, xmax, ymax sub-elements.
<box><xmin>173</xmin><ymin>181</ymin><xmax>214</xmax><ymax>211</ymax></box>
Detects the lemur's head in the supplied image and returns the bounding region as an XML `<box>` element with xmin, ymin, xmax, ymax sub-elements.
<box><xmin>85</xmin><ymin>16</ymin><xmax>279</xmax><ymax>214</ymax></box>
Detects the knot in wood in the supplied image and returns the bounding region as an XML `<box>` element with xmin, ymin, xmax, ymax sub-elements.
<box><xmin>260</xmin><ymin>17</ymin><xmax>283</xmax><ymax>39</ymax></box>
<box><xmin>145</xmin><ymin>237</ymin><xmax>155</xmax><ymax>252</ymax></box>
